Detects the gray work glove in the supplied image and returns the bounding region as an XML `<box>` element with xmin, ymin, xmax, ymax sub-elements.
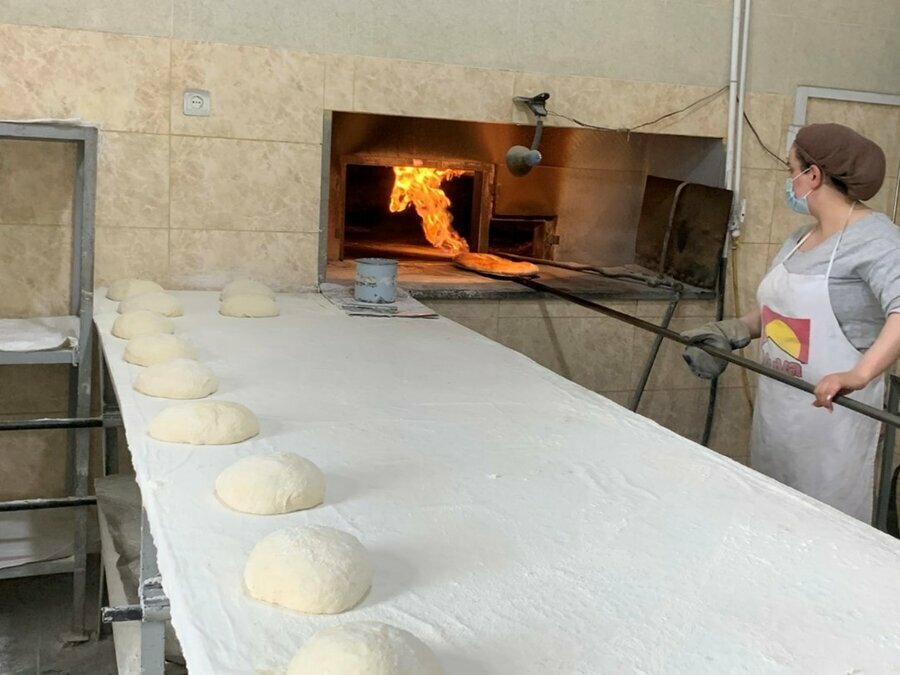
<box><xmin>681</xmin><ymin>319</ymin><xmax>752</xmax><ymax>380</ymax></box>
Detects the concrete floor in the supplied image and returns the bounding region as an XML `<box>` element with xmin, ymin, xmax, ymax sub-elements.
<box><xmin>0</xmin><ymin>555</ymin><xmax>117</xmax><ymax>675</ymax></box>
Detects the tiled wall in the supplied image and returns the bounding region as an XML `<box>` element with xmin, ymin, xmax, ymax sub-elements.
<box><xmin>1</xmin><ymin>10</ymin><xmax>898</xmax><ymax>498</ymax></box>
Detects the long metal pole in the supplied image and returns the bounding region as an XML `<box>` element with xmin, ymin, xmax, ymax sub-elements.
<box><xmin>513</xmin><ymin>277</ymin><xmax>900</xmax><ymax>429</ymax></box>
<box><xmin>875</xmin><ymin>376</ymin><xmax>900</xmax><ymax>530</ymax></box>
<box><xmin>629</xmin><ymin>297</ymin><xmax>680</xmax><ymax>412</ymax></box>
<box><xmin>0</xmin><ymin>417</ymin><xmax>103</xmax><ymax>431</ymax></box>
<box><xmin>0</xmin><ymin>496</ymin><xmax>97</xmax><ymax>512</ymax></box>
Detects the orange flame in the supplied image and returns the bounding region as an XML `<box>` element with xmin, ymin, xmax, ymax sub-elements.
<box><xmin>389</xmin><ymin>166</ymin><xmax>469</xmax><ymax>254</ymax></box>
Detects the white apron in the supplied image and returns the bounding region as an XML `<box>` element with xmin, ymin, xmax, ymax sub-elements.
<box><xmin>750</xmin><ymin>227</ymin><xmax>885</xmax><ymax>522</ymax></box>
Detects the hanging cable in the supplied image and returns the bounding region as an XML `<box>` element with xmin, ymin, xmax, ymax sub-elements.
<box><xmin>546</xmin><ymin>85</ymin><xmax>729</xmax><ymax>135</ymax></box>
<box><xmin>742</xmin><ymin>111</ymin><xmax>789</xmax><ymax>166</ymax></box>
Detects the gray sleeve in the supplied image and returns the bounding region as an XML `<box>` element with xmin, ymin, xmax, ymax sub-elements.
<box><xmin>861</xmin><ymin>238</ymin><xmax>900</xmax><ymax>316</ymax></box>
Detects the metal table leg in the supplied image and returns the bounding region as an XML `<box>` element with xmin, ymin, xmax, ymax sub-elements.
<box><xmin>102</xmin><ymin>507</ymin><xmax>168</xmax><ymax>674</ymax></box>
<box><xmin>101</xmin><ymin>354</ymin><xmax>122</xmax><ymax>476</ymax></box>
<box><xmin>629</xmin><ymin>296</ymin><xmax>680</xmax><ymax>412</ymax></box>
<box><xmin>139</xmin><ymin>508</ymin><xmax>167</xmax><ymax>675</ymax></box>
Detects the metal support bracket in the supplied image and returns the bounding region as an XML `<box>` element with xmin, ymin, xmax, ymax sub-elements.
<box><xmin>101</xmin><ymin>576</ymin><xmax>171</xmax><ymax>624</ymax></box>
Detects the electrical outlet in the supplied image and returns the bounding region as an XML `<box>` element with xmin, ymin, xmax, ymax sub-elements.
<box><xmin>183</xmin><ymin>89</ymin><xmax>211</xmax><ymax>116</ymax></box>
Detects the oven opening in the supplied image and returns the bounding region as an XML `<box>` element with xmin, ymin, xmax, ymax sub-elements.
<box><xmin>488</xmin><ymin>216</ymin><xmax>558</xmax><ymax>259</ymax></box>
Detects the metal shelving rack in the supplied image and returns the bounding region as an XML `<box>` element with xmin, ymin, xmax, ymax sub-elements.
<box><xmin>0</xmin><ymin>121</ymin><xmax>98</xmax><ymax>640</ymax></box>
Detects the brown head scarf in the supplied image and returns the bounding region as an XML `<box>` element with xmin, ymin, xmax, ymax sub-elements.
<box><xmin>794</xmin><ymin>123</ymin><xmax>886</xmax><ymax>201</ymax></box>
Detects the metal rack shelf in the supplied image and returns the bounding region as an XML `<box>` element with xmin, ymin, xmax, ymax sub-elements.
<box><xmin>0</xmin><ymin>120</ymin><xmax>98</xmax><ymax>641</ymax></box>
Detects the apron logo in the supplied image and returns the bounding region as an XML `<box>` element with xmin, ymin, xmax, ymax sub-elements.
<box><xmin>761</xmin><ymin>306</ymin><xmax>810</xmax><ymax>376</ymax></box>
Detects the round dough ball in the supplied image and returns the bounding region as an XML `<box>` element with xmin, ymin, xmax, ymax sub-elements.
<box><xmin>288</xmin><ymin>622</ymin><xmax>444</xmax><ymax>675</ymax></box>
<box><xmin>221</xmin><ymin>279</ymin><xmax>275</xmax><ymax>300</ymax></box>
<box><xmin>112</xmin><ymin>311</ymin><xmax>174</xmax><ymax>339</ymax></box>
<box><xmin>244</xmin><ymin>526</ymin><xmax>372</xmax><ymax>615</ymax></box>
<box><xmin>215</xmin><ymin>453</ymin><xmax>325</xmax><ymax>515</ymax></box>
<box><xmin>107</xmin><ymin>278</ymin><xmax>163</xmax><ymax>301</ymax></box>
<box><xmin>220</xmin><ymin>294</ymin><xmax>279</xmax><ymax>318</ymax></box>
<box><xmin>124</xmin><ymin>334</ymin><xmax>194</xmax><ymax>367</ymax></box>
<box><xmin>118</xmin><ymin>291</ymin><xmax>184</xmax><ymax>317</ymax></box>
<box><xmin>148</xmin><ymin>401</ymin><xmax>258</xmax><ymax>444</ymax></box>
<box><xmin>134</xmin><ymin>359</ymin><xmax>218</xmax><ymax>400</ymax></box>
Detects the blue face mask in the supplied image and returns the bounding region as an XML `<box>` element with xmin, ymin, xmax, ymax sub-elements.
<box><xmin>785</xmin><ymin>167</ymin><xmax>812</xmax><ymax>215</ymax></box>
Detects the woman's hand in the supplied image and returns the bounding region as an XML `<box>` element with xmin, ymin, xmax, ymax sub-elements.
<box><xmin>813</xmin><ymin>370</ymin><xmax>870</xmax><ymax>411</ymax></box>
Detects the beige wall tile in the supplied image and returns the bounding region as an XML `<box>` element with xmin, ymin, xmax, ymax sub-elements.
<box><xmin>498</xmin><ymin>298</ymin><xmax>637</xmax><ymax>320</ymax></box>
<box><xmin>707</xmin><ymin>386</ymin><xmax>755</xmax><ymax>459</ymax></box>
<box><xmin>170</xmin><ymin>40</ymin><xmax>325</xmax><ymax>144</ymax></box>
<box><xmin>443</xmin><ymin>315</ymin><xmax>500</xmax><ymax>341</ymax></box>
<box><xmin>601</xmin><ymin>390</ymin><xmax>632</xmax><ymax>408</ymax></box>
<box><xmin>353</xmin><ymin>57</ymin><xmax>515</xmax><ymax>122</ymax></box>
<box><xmin>94</xmin><ymin>226</ymin><xmax>169</xmax><ymax>287</ymax></box>
<box><xmin>724</xmin><ymin>243</ymin><xmax>769</xmax><ymax>318</ymax></box>
<box><xmin>0</xmin><ymin>24</ymin><xmax>169</xmax><ymax>133</ymax></box>
<box><xmin>0</xmin><ymin>365</ymin><xmax>69</xmax><ymax>415</ymax></box>
<box><xmin>720</xmin><ymin>339</ymin><xmax>760</xmax><ymax>390</ymax></box>
<box><xmin>496</xmin><ymin>316</ymin><xmax>635</xmax><ymax>392</ymax></box>
<box><xmin>0</xmin><ymin>424</ymin><xmax>68</xmax><ymax>500</ymax></box>
<box><xmin>742</xmin><ymin>93</ymin><xmax>790</xmax><ymax>170</ymax></box>
<box><xmin>631</xmin><ymin>317</ymin><xmax>709</xmax><ymax>392</ymax></box>
<box><xmin>0</xmin><ymin>225</ymin><xmax>71</xmax><ymax>317</ymax></box>
<box><xmin>424</xmin><ymin>299</ymin><xmax>499</xmax><ymax>320</ymax></box>
<box><xmin>738</xmin><ymin>169</ymin><xmax>777</xmax><ymax>243</ymax></box>
<box><xmin>635</xmin><ymin>388</ymin><xmax>708</xmax><ymax>444</ymax></box>
<box><xmin>323</xmin><ymin>54</ymin><xmax>356</xmax><ymax>112</ymax></box>
<box><xmin>97</xmin><ymin>132</ymin><xmax>169</xmax><ymax>229</ymax></box>
<box><xmin>0</xmin><ymin>139</ymin><xmax>75</xmax><ymax>226</ymax></box>
<box><xmin>170</xmin><ymin>136</ymin><xmax>321</xmax><ymax>233</ymax></box>
<box><xmin>168</xmin><ymin>229</ymin><xmax>319</xmax><ymax>290</ymax></box>
<box><xmin>635</xmin><ymin>299</ymin><xmax>717</xmax><ymax>320</ymax></box>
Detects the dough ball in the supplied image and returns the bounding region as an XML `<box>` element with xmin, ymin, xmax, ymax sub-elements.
<box><xmin>220</xmin><ymin>294</ymin><xmax>279</xmax><ymax>318</ymax></box>
<box><xmin>112</xmin><ymin>311</ymin><xmax>174</xmax><ymax>340</ymax></box>
<box><xmin>134</xmin><ymin>359</ymin><xmax>219</xmax><ymax>400</ymax></box>
<box><xmin>221</xmin><ymin>279</ymin><xmax>275</xmax><ymax>300</ymax></box>
<box><xmin>124</xmin><ymin>334</ymin><xmax>194</xmax><ymax>367</ymax></box>
<box><xmin>118</xmin><ymin>291</ymin><xmax>184</xmax><ymax>317</ymax></box>
<box><xmin>215</xmin><ymin>453</ymin><xmax>325</xmax><ymax>515</ymax></box>
<box><xmin>107</xmin><ymin>278</ymin><xmax>163</xmax><ymax>301</ymax></box>
<box><xmin>244</xmin><ymin>526</ymin><xmax>372</xmax><ymax>614</ymax></box>
<box><xmin>148</xmin><ymin>401</ymin><xmax>258</xmax><ymax>444</ymax></box>
<box><xmin>288</xmin><ymin>622</ymin><xmax>444</xmax><ymax>675</ymax></box>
